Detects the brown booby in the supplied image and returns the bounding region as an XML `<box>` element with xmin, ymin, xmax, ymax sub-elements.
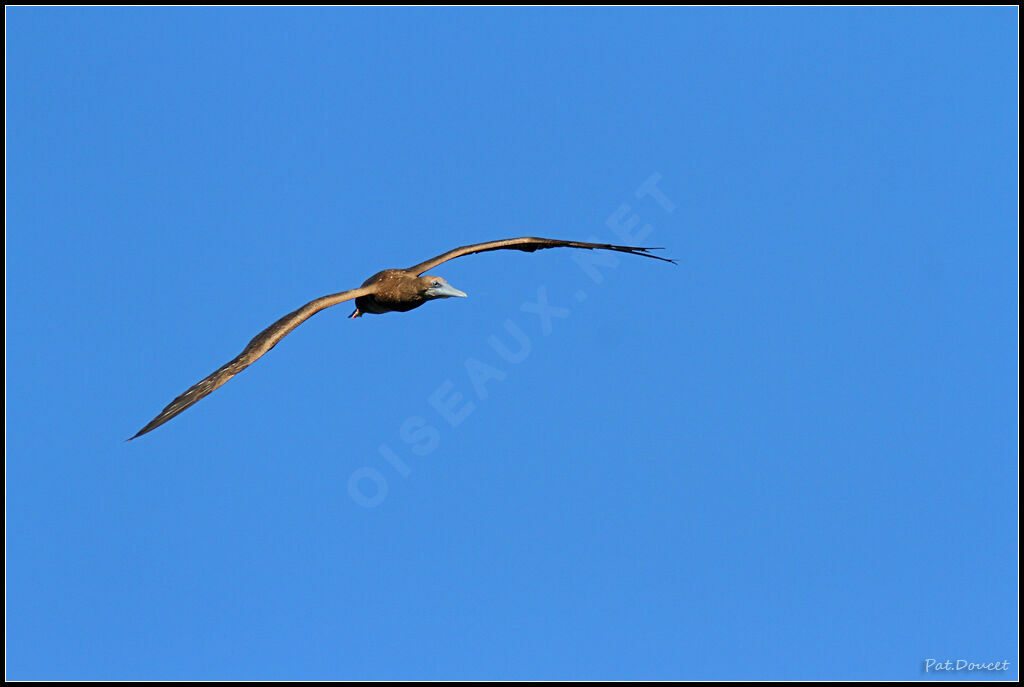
<box><xmin>131</xmin><ymin>237</ymin><xmax>674</xmax><ymax>439</ymax></box>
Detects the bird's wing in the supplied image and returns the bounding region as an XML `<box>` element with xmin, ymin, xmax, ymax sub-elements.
<box><xmin>407</xmin><ymin>237</ymin><xmax>675</xmax><ymax>275</ymax></box>
<box><xmin>130</xmin><ymin>285</ymin><xmax>374</xmax><ymax>439</ymax></box>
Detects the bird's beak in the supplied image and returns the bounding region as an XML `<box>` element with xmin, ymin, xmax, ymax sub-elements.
<box><xmin>430</xmin><ymin>283</ymin><xmax>468</xmax><ymax>299</ymax></box>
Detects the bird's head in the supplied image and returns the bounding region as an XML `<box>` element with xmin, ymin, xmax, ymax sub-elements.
<box><xmin>419</xmin><ymin>275</ymin><xmax>468</xmax><ymax>300</ymax></box>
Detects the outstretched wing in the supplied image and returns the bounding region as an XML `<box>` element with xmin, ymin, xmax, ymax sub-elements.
<box><xmin>130</xmin><ymin>286</ymin><xmax>374</xmax><ymax>439</ymax></box>
<box><xmin>407</xmin><ymin>237</ymin><xmax>675</xmax><ymax>275</ymax></box>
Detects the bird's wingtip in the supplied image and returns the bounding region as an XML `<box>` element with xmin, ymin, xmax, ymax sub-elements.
<box><xmin>127</xmin><ymin>426</ymin><xmax>151</xmax><ymax>441</ymax></box>
<box><xmin>636</xmin><ymin>247</ymin><xmax>677</xmax><ymax>265</ymax></box>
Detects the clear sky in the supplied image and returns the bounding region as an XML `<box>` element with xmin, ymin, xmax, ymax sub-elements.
<box><xmin>6</xmin><ymin>7</ymin><xmax>1017</xmax><ymax>681</ymax></box>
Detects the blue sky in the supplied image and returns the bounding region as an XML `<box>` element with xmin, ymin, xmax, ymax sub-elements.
<box><xmin>6</xmin><ymin>7</ymin><xmax>1017</xmax><ymax>680</ymax></box>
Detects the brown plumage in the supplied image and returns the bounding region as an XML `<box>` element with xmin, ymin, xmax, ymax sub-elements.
<box><xmin>131</xmin><ymin>237</ymin><xmax>674</xmax><ymax>439</ymax></box>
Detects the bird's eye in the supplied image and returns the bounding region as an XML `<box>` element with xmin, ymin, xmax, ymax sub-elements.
<box><xmin>431</xmin><ymin>281</ymin><xmax>441</xmax><ymax>288</ymax></box>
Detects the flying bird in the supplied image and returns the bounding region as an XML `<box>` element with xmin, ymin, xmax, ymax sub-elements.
<box><xmin>131</xmin><ymin>237</ymin><xmax>674</xmax><ymax>439</ymax></box>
